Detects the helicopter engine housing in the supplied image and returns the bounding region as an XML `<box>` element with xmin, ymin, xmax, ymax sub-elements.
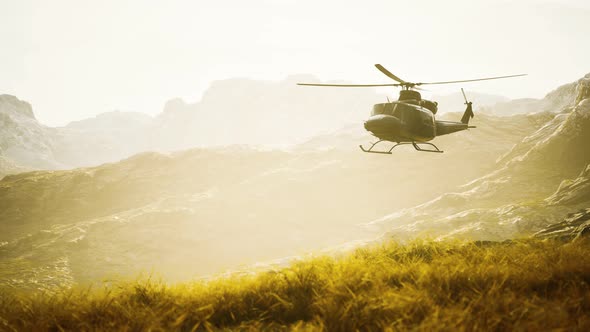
<box><xmin>398</xmin><ymin>90</ymin><xmax>421</xmax><ymax>101</ymax></box>
<box><xmin>419</xmin><ymin>100</ymin><xmax>438</xmax><ymax>114</ymax></box>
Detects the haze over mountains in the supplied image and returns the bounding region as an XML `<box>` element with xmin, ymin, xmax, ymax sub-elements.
<box><xmin>0</xmin><ymin>76</ymin><xmax>382</xmax><ymax>177</ymax></box>
<box><xmin>0</xmin><ymin>73</ymin><xmax>589</xmax><ymax>291</ymax></box>
<box><xmin>2</xmin><ymin>73</ymin><xmax>586</xmax><ymax>179</ymax></box>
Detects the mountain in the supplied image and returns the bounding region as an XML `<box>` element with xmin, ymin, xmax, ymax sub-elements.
<box><xmin>52</xmin><ymin>111</ymin><xmax>153</xmax><ymax>167</ymax></box>
<box><xmin>0</xmin><ymin>76</ymin><xmax>386</xmax><ymax>177</ymax></box>
<box><xmin>366</xmin><ymin>76</ymin><xmax>590</xmax><ymax>241</ymax></box>
<box><xmin>0</xmin><ymin>95</ymin><xmax>63</xmax><ymax>175</ymax></box>
<box><xmin>6</xmin><ymin>74</ymin><xmax>579</xmax><ymax>178</ymax></box>
<box><xmin>483</xmin><ymin>73</ymin><xmax>590</xmax><ymax>116</ymax></box>
<box><xmin>146</xmin><ymin>75</ymin><xmax>386</xmax><ymax>149</ymax></box>
<box><xmin>0</xmin><ymin>154</ymin><xmax>28</xmax><ymax>178</ymax></box>
<box><xmin>0</xmin><ymin>108</ymin><xmax>550</xmax><ymax>289</ymax></box>
<box><xmin>2</xmin><ymin>73</ymin><xmax>589</xmax><ymax>290</ymax></box>
<box><xmin>0</xmin><ymin>96</ymin><xmax>156</xmax><ymax>177</ymax></box>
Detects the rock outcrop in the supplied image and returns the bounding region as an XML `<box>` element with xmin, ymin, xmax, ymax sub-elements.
<box><xmin>534</xmin><ymin>208</ymin><xmax>590</xmax><ymax>241</ymax></box>
<box><xmin>546</xmin><ymin>164</ymin><xmax>590</xmax><ymax>206</ymax></box>
<box><xmin>0</xmin><ymin>95</ymin><xmax>62</xmax><ymax>173</ymax></box>
<box><xmin>575</xmin><ymin>77</ymin><xmax>590</xmax><ymax>105</ymax></box>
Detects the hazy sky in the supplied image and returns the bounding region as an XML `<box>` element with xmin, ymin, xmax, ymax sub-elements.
<box><xmin>1</xmin><ymin>0</ymin><xmax>589</xmax><ymax>125</ymax></box>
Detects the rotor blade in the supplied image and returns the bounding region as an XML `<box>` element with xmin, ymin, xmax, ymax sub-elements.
<box><xmin>297</xmin><ymin>83</ymin><xmax>400</xmax><ymax>87</ymax></box>
<box><xmin>374</xmin><ymin>64</ymin><xmax>407</xmax><ymax>83</ymax></box>
<box><xmin>416</xmin><ymin>74</ymin><xmax>527</xmax><ymax>86</ymax></box>
<box><xmin>461</xmin><ymin>88</ymin><xmax>468</xmax><ymax>103</ymax></box>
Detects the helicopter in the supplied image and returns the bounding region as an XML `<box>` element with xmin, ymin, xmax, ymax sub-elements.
<box><xmin>298</xmin><ymin>64</ymin><xmax>526</xmax><ymax>153</ymax></box>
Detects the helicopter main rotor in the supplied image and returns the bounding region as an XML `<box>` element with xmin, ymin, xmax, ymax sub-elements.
<box><xmin>297</xmin><ymin>64</ymin><xmax>527</xmax><ymax>90</ymax></box>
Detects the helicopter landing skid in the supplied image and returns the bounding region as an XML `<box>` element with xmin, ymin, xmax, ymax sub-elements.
<box><xmin>411</xmin><ymin>142</ymin><xmax>444</xmax><ymax>153</ymax></box>
<box><xmin>359</xmin><ymin>140</ymin><xmax>443</xmax><ymax>154</ymax></box>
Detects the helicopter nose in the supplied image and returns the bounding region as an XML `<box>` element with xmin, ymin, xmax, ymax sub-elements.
<box><xmin>364</xmin><ymin>114</ymin><xmax>401</xmax><ymax>134</ymax></box>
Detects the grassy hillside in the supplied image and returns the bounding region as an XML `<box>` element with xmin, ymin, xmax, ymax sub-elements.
<box><xmin>1</xmin><ymin>238</ymin><xmax>589</xmax><ymax>331</ymax></box>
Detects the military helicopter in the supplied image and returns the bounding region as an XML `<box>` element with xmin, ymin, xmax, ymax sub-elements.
<box><xmin>298</xmin><ymin>64</ymin><xmax>526</xmax><ymax>153</ymax></box>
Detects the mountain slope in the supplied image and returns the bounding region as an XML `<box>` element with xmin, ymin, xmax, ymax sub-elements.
<box><xmin>546</xmin><ymin>164</ymin><xmax>590</xmax><ymax>206</ymax></box>
<box><xmin>485</xmin><ymin>73</ymin><xmax>589</xmax><ymax>116</ymax></box>
<box><xmin>2</xmin><ymin>75</ymin><xmax>588</xmax><ymax>288</ymax></box>
<box><xmin>367</xmin><ymin>79</ymin><xmax>590</xmax><ymax>241</ymax></box>
<box><xmin>52</xmin><ymin>111</ymin><xmax>153</xmax><ymax>167</ymax></box>
<box><xmin>0</xmin><ymin>109</ymin><xmax>549</xmax><ymax>287</ymax></box>
<box><xmin>146</xmin><ymin>75</ymin><xmax>385</xmax><ymax>148</ymax></box>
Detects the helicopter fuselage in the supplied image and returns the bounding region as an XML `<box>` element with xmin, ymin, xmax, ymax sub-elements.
<box><xmin>365</xmin><ymin>101</ymin><xmax>438</xmax><ymax>142</ymax></box>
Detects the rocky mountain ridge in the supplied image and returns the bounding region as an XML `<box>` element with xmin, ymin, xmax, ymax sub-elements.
<box><xmin>366</xmin><ymin>78</ymin><xmax>590</xmax><ymax>241</ymax></box>
<box><xmin>487</xmin><ymin>73</ymin><xmax>590</xmax><ymax>116</ymax></box>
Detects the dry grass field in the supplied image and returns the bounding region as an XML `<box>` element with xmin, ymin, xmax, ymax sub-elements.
<box><xmin>1</xmin><ymin>237</ymin><xmax>589</xmax><ymax>331</ymax></box>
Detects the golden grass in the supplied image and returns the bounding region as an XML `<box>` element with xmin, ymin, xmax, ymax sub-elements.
<box><xmin>1</xmin><ymin>238</ymin><xmax>590</xmax><ymax>331</ymax></box>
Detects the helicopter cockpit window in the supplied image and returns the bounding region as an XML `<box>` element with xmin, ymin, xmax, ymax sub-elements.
<box><xmin>371</xmin><ymin>103</ymin><xmax>395</xmax><ymax>116</ymax></box>
<box><xmin>372</xmin><ymin>103</ymin><xmax>418</xmax><ymax>118</ymax></box>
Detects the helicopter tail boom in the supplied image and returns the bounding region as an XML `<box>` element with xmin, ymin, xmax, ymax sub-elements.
<box><xmin>436</xmin><ymin>121</ymin><xmax>469</xmax><ymax>136</ymax></box>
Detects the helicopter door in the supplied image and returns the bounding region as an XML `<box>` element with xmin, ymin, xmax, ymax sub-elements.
<box><xmin>415</xmin><ymin>110</ymin><xmax>436</xmax><ymax>140</ymax></box>
<box><xmin>398</xmin><ymin>105</ymin><xmax>435</xmax><ymax>140</ymax></box>
<box><xmin>397</xmin><ymin>105</ymin><xmax>417</xmax><ymax>126</ymax></box>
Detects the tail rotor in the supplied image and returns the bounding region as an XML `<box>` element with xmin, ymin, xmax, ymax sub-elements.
<box><xmin>460</xmin><ymin>88</ymin><xmax>474</xmax><ymax>125</ymax></box>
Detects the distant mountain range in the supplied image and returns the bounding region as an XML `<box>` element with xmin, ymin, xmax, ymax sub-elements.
<box><xmin>0</xmin><ymin>75</ymin><xmax>383</xmax><ymax>177</ymax></box>
<box><xmin>2</xmin><ymin>74</ymin><xmax>587</xmax><ymax>180</ymax></box>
